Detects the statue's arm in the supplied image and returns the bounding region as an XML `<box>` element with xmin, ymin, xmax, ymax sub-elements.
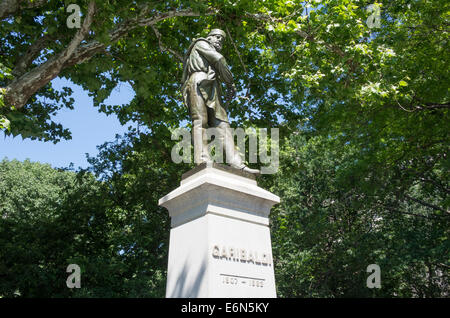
<box><xmin>215</xmin><ymin>58</ymin><xmax>236</xmax><ymax>101</ymax></box>
<box><xmin>196</xmin><ymin>40</ymin><xmax>236</xmax><ymax>100</ymax></box>
<box><xmin>195</xmin><ymin>41</ymin><xmax>234</xmax><ymax>84</ymax></box>
<box><xmin>213</xmin><ymin>58</ymin><xmax>233</xmax><ymax>84</ymax></box>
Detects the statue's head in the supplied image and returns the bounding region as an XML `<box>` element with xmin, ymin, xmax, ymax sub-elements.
<box><xmin>206</xmin><ymin>29</ymin><xmax>226</xmax><ymax>51</ymax></box>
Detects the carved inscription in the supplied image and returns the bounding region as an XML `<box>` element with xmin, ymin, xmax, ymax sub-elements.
<box><xmin>212</xmin><ymin>245</ymin><xmax>272</xmax><ymax>266</ymax></box>
<box><xmin>221</xmin><ymin>274</ymin><xmax>265</xmax><ymax>288</ymax></box>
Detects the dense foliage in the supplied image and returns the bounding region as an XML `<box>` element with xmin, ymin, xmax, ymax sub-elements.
<box><xmin>1</xmin><ymin>0</ymin><xmax>448</xmax><ymax>297</ymax></box>
<box><xmin>263</xmin><ymin>133</ymin><xmax>449</xmax><ymax>297</ymax></box>
<box><xmin>0</xmin><ymin>158</ymin><xmax>176</xmax><ymax>297</ymax></box>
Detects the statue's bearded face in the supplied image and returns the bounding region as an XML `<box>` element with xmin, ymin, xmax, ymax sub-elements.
<box><xmin>208</xmin><ymin>34</ymin><xmax>224</xmax><ymax>51</ymax></box>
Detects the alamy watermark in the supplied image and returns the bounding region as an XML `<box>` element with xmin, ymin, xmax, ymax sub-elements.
<box><xmin>66</xmin><ymin>264</ymin><xmax>81</xmax><ymax>288</ymax></box>
<box><xmin>366</xmin><ymin>264</ymin><xmax>381</xmax><ymax>289</ymax></box>
<box><xmin>66</xmin><ymin>4</ymin><xmax>81</xmax><ymax>29</ymax></box>
<box><xmin>366</xmin><ymin>3</ymin><xmax>381</xmax><ymax>29</ymax></box>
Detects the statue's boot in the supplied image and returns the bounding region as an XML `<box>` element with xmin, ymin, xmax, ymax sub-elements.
<box><xmin>229</xmin><ymin>161</ymin><xmax>261</xmax><ymax>175</ymax></box>
<box><xmin>240</xmin><ymin>165</ymin><xmax>261</xmax><ymax>175</ymax></box>
<box><xmin>216</xmin><ymin>120</ymin><xmax>261</xmax><ymax>175</ymax></box>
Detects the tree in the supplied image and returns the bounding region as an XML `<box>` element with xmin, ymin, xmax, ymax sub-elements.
<box><xmin>263</xmin><ymin>132</ymin><xmax>449</xmax><ymax>297</ymax></box>
<box><xmin>0</xmin><ymin>0</ymin><xmax>212</xmax><ymax>140</ymax></box>
<box><xmin>0</xmin><ymin>158</ymin><xmax>102</xmax><ymax>297</ymax></box>
<box><xmin>0</xmin><ymin>0</ymin><xmax>299</xmax><ymax>141</ymax></box>
<box><xmin>0</xmin><ymin>157</ymin><xmax>175</xmax><ymax>297</ymax></box>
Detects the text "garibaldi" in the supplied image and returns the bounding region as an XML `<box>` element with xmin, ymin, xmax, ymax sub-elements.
<box><xmin>212</xmin><ymin>245</ymin><xmax>272</xmax><ymax>266</ymax></box>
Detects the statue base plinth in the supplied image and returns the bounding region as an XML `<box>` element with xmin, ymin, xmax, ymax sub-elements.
<box><xmin>158</xmin><ymin>163</ymin><xmax>280</xmax><ymax>298</ymax></box>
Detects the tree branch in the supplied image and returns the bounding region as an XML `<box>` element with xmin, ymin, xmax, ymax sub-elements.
<box><xmin>3</xmin><ymin>6</ymin><xmax>216</xmax><ymax>110</ymax></box>
<box><xmin>393</xmin><ymin>97</ymin><xmax>450</xmax><ymax>112</ymax></box>
<box><xmin>415</xmin><ymin>102</ymin><xmax>450</xmax><ymax>111</ymax></box>
<box><xmin>66</xmin><ymin>8</ymin><xmax>216</xmax><ymax>66</ymax></box>
<box><xmin>3</xmin><ymin>1</ymin><xmax>96</xmax><ymax>109</ymax></box>
<box><xmin>384</xmin><ymin>205</ymin><xmax>446</xmax><ymax>220</ymax></box>
<box><xmin>417</xmin><ymin>177</ymin><xmax>450</xmax><ymax>195</ymax></box>
<box><xmin>245</xmin><ymin>11</ymin><xmax>359</xmax><ymax>71</ymax></box>
<box><xmin>404</xmin><ymin>194</ymin><xmax>449</xmax><ymax>215</ymax></box>
<box><xmin>11</xmin><ymin>33</ymin><xmax>53</xmax><ymax>77</ymax></box>
<box><xmin>150</xmin><ymin>24</ymin><xmax>183</xmax><ymax>62</ymax></box>
<box><xmin>0</xmin><ymin>0</ymin><xmax>47</xmax><ymax>20</ymax></box>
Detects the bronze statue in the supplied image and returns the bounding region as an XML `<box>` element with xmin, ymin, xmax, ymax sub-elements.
<box><xmin>181</xmin><ymin>29</ymin><xmax>260</xmax><ymax>174</ymax></box>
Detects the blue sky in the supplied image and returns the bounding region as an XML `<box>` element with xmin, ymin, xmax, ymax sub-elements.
<box><xmin>0</xmin><ymin>78</ymin><xmax>135</xmax><ymax>170</ymax></box>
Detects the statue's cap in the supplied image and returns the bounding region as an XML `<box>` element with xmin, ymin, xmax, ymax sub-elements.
<box><xmin>208</xmin><ymin>29</ymin><xmax>226</xmax><ymax>38</ymax></box>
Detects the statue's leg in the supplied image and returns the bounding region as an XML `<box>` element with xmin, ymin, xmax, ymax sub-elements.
<box><xmin>213</xmin><ymin>119</ymin><xmax>261</xmax><ymax>174</ymax></box>
<box><xmin>214</xmin><ymin>119</ymin><xmax>244</xmax><ymax>169</ymax></box>
<box><xmin>188</xmin><ymin>85</ymin><xmax>211</xmax><ymax>165</ymax></box>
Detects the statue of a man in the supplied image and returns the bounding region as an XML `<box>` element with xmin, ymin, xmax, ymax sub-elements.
<box><xmin>181</xmin><ymin>29</ymin><xmax>260</xmax><ymax>174</ymax></box>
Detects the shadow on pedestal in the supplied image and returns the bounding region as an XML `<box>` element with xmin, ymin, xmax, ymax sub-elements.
<box><xmin>168</xmin><ymin>258</ymin><xmax>207</xmax><ymax>298</ymax></box>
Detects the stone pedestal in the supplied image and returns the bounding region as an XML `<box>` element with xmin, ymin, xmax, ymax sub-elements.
<box><xmin>158</xmin><ymin>163</ymin><xmax>280</xmax><ymax>298</ymax></box>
